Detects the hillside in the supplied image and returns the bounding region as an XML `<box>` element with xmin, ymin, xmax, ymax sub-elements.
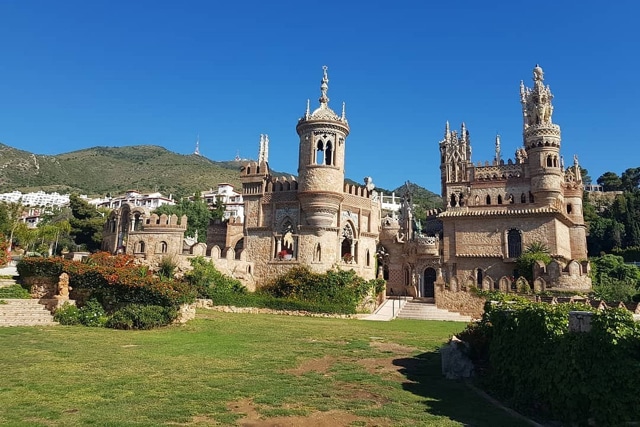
<box><xmin>0</xmin><ymin>144</ymin><xmax>243</xmax><ymax>197</ymax></box>
<box><xmin>0</xmin><ymin>143</ymin><xmax>443</xmax><ymax>207</ymax></box>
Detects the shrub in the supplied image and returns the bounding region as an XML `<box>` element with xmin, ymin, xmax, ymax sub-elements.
<box><xmin>0</xmin><ymin>284</ymin><xmax>30</xmax><ymax>299</ymax></box>
<box><xmin>157</xmin><ymin>256</ymin><xmax>178</xmax><ymax>279</ymax></box>
<box><xmin>261</xmin><ymin>266</ymin><xmax>383</xmax><ymax>313</ymax></box>
<box><xmin>185</xmin><ymin>256</ymin><xmax>246</xmax><ymax>297</ymax></box>
<box><xmin>79</xmin><ymin>298</ymin><xmax>108</xmax><ymax>327</ymax></box>
<box><xmin>53</xmin><ymin>303</ymin><xmax>81</xmax><ymax>325</ymax></box>
<box><xmin>106</xmin><ymin>304</ymin><xmax>178</xmax><ymax>330</ymax></box>
<box><xmin>463</xmin><ymin>300</ymin><xmax>640</xmax><ymax>425</ymax></box>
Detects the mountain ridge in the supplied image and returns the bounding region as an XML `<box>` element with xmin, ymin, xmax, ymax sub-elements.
<box><xmin>0</xmin><ymin>142</ymin><xmax>443</xmax><ymax>209</ymax></box>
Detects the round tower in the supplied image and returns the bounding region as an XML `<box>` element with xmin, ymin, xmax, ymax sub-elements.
<box><xmin>521</xmin><ymin>65</ymin><xmax>563</xmax><ymax>207</ymax></box>
<box><xmin>296</xmin><ymin>66</ymin><xmax>349</xmax><ymax>227</ymax></box>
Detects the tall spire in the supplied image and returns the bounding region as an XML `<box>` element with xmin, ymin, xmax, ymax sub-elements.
<box><xmin>495</xmin><ymin>134</ymin><xmax>501</xmax><ymax>164</ymax></box>
<box><xmin>341</xmin><ymin>102</ymin><xmax>346</xmax><ymax>121</ymax></box>
<box><xmin>305</xmin><ymin>99</ymin><xmax>310</xmax><ymax>119</ymax></box>
<box><xmin>319</xmin><ymin>65</ymin><xmax>329</xmax><ymax>105</ymax></box>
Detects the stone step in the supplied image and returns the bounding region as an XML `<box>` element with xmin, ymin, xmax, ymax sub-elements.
<box><xmin>397</xmin><ymin>302</ymin><xmax>473</xmax><ymax>322</ymax></box>
<box><xmin>0</xmin><ymin>299</ymin><xmax>57</xmax><ymax>327</ymax></box>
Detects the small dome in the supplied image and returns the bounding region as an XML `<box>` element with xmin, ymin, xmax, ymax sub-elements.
<box><xmin>310</xmin><ymin>103</ymin><xmax>339</xmax><ymax>121</ymax></box>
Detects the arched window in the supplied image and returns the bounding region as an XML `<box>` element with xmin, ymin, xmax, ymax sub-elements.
<box><xmin>341</xmin><ymin>223</ymin><xmax>355</xmax><ymax>263</ymax></box>
<box><xmin>365</xmin><ymin>250</ymin><xmax>371</xmax><ymax>267</ymax></box>
<box><xmin>133</xmin><ymin>213</ymin><xmax>142</xmax><ymax>231</ymax></box>
<box><xmin>567</xmin><ymin>204</ymin><xmax>573</xmax><ymax>214</ymax></box>
<box><xmin>316</xmin><ymin>140</ymin><xmax>324</xmax><ymax>165</ymax></box>
<box><xmin>158</xmin><ymin>241</ymin><xmax>168</xmax><ymax>254</ymax></box>
<box><xmin>546</xmin><ymin>156</ymin><xmax>553</xmax><ymax>167</ymax></box>
<box><xmin>314</xmin><ymin>243</ymin><xmax>322</xmax><ymax>262</ymax></box>
<box><xmin>136</xmin><ymin>241</ymin><xmax>145</xmax><ymax>253</ymax></box>
<box><xmin>529</xmin><ymin>192</ymin><xmax>535</xmax><ymax>203</ymax></box>
<box><xmin>404</xmin><ymin>267</ymin><xmax>411</xmax><ymax>286</ymax></box>
<box><xmin>476</xmin><ymin>269</ymin><xmax>483</xmax><ymax>285</ymax></box>
<box><xmin>275</xmin><ymin>220</ymin><xmax>296</xmax><ymax>259</ymax></box>
<box><xmin>234</xmin><ymin>238</ymin><xmax>243</xmax><ymax>260</ymax></box>
<box><xmin>521</xmin><ymin>193</ymin><xmax>526</xmax><ymax>203</ymax></box>
<box><xmin>325</xmin><ymin>141</ymin><xmax>333</xmax><ymax>166</ymax></box>
<box><xmin>486</xmin><ymin>195</ymin><xmax>491</xmax><ymax>205</ymax></box>
<box><xmin>497</xmin><ymin>195</ymin><xmax>503</xmax><ymax>205</ymax></box>
<box><xmin>450</xmin><ymin>193</ymin><xmax>457</xmax><ymax>207</ymax></box>
<box><xmin>507</xmin><ymin>229</ymin><xmax>522</xmax><ymax>258</ymax></box>
<box><xmin>474</xmin><ymin>195</ymin><xmax>480</xmax><ymax>205</ymax></box>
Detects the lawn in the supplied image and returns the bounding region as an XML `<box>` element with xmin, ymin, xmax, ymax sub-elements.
<box><xmin>0</xmin><ymin>311</ymin><xmax>524</xmax><ymax>426</ymax></box>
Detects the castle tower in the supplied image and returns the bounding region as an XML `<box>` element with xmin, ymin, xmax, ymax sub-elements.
<box><xmin>240</xmin><ymin>135</ymin><xmax>270</xmax><ymax>228</ymax></box>
<box><xmin>521</xmin><ymin>65</ymin><xmax>563</xmax><ymax>207</ymax></box>
<box><xmin>295</xmin><ymin>66</ymin><xmax>349</xmax><ymax>227</ymax></box>
<box><xmin>439</xmin><ymin>121</ymin><xmax>472</xmax><ymax>207</ymax></box>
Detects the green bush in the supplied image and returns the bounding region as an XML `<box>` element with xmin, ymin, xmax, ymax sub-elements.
<box><xmin>79</xmin><ymin>298</ymin><xmax>108</xmax><ymax>327</ymax></box>
<box><xmin>185</xmin><ymin>256</ymin><xmax>246</xmax><ymax>297</ymax></box>
<box><xmin>209</xmin><ymin>290</ymin><xmax>355</xmax><ymax>314</ymax></box>
<box><xmin>261</xmin><ymin>266</ymin><xmax>383</xmax><ymax>313</ymax></box>
<box><xmin>463</xmin><ymin>300</ymin><xmax>640</xmax><ymax>425</ymax></box>
<box><xmin>0</xmin><ymin>284</ymin><xmax>30</xmax><ymax>299</ymax></box>
<box><xmin>106</xmin><ymin>304</ymin><xmax>178</xmax><ymax>330</ymax></box>
<box><xmin>53</xmin><ymin>303</ymin><xmax>81</xmax><ymax>325</ymax></box>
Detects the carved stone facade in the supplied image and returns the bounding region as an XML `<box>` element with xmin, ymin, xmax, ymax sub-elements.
<box><xmin>237</xmin><ymin>66</ymin><xmax>381</xmax><ymax>285</ymax></box>
<box><xmin>437</xmin><ymin>65</ymin><xmax>591</xmax><ymax>291</ymax></box>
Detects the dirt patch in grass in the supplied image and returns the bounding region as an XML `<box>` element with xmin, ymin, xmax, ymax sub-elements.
<box><xmin>229</xmin><ymin>398</ymin><xmax>387</xmax><ymax>427</ymax></box>
<box><xmin>369</xmin><ymin>341</ymin><xmax>417</xmax><ymax>355</ymax></box>
<box><xmin>285</xmin><ymin>355</ymin><xmax>337</xmax><ymax>375</ymax></box>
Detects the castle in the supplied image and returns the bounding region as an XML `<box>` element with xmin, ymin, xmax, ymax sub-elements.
<box><xmin>102</xmin><ymin>64</ymin><xmax>591</xmax><ymax>310</ymax></box>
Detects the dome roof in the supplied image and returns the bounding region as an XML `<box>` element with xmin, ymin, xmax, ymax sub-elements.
<box><xmin>310</xmin><ymin>103</ymin><xmax>339</xmax><ymax>121</ymax></box>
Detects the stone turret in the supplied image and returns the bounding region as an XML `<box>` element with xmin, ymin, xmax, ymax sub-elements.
<box><xmin>439</xmin><ymin>121</ymin><xmax>472</xmax><ymax>207</ymax></box>
<box><xmin>241</xmin><ymin>134</ymin><xmax>270</xmax><ymax>228</ymax></box>
<box><xmin>521</xmin><ymin>65</ymin><xmax>563</xmax><ymax>207</ymax></box>
<box><xmin>295</xmin><ymin>66</ymin><xmax>349</xmax><ymax>227</ymax></box>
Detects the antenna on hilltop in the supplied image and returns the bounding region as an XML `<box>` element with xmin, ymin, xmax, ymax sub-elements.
<box><xmin>234</xmin><ymin>150</ymin><xmax>241</xmax><ymax>162</ymax></box>
<box><xmin>194</xmin><ymin>134</ymin><xmax>201</xmax><ymax>156</ymax></box>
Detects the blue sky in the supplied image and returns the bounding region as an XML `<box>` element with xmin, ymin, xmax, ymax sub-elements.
<box><xmin>0</xmin><ymin>0</ymin><xmax>637</xmax><ymax>193</ymax></box>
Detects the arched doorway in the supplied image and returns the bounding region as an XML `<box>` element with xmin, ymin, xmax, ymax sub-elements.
<box><xmin>423</xmin><ymin>267</ymin><xmax>436</xmax><ymax>298</ymax></box>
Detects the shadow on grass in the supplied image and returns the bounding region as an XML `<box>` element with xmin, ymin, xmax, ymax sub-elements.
<box><xmin>393</xmin><ymin>351</ymin><xmax>525</xmax><ymax>427</ymax></box>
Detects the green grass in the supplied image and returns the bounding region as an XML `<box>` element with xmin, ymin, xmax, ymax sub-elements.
<box><xmin>0</xmin><ymin>284</ymin><xmax>30</xmax><ymax>299</ymax></box>
<box><xmin>0</xmin><ymin>311</ymin><xmax>524</xmax><ymax>426</ymax></box>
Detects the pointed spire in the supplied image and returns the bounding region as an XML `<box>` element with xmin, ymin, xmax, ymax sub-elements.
<box><xmin>263</xmin><ymin>134</ymin><xmax>269</xmax><ymax>163</ymax></box>
<box><xmin>305</xmin><ymin>99</ymin><xmax>310</xmax><ymax>119</ymax></box>
<box><xmin>341</xmin><ymin>102</ymin><xmax>346</xmax><ymax>121</ymax></box>
<box><xmin>319</xmin><ymin>65</ymin><xmax>329</xmax><ymax>105</ymax></box>
<box><xmin>445</xmin><ymin>121</ymin><xmax>450</xmax><ymax>138</ymax></box>
<box><xmin>495</xmin><ymin>134</ymin><xmax>501</xmax><ymax>164</ymax></box>
<box><xmin>258</xmin><ymin>134</ymin><xmax>265</xmax><ymax>164</ymax></box>
<box><xmin>461</xmin><ymin>122</ymin><xmax>467</xmax><ymax>141</ymax></box>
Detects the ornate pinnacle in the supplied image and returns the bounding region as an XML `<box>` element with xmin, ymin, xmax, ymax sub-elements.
<box><xmin>305</xmin><ymin>99</ymin><xmax>310</xmax><ymax>119</ymax></box>
<box><xmin>319</xmin><ymin>65</ymin><xmax>329</xmax><ymax>105</ymax></box>
<box><xmin>445</xmin><ymin>121</ymin><xmax>450</xmax><ymax>138</ymax></box>
<box><xmin>341</xmin><ymin>102</ymin><xmax>346</xmax><ymax>121</ymax></box>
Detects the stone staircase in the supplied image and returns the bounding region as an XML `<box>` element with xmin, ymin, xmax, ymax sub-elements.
<box><xmin>396</xmin><ymin>300</ymin><xmax>473</xmax><ymax>322</ymax></box>
<box><xmin>0</xmin><ymin>299</ymin><xmax>58</xmax><ymax>327</ymax></box>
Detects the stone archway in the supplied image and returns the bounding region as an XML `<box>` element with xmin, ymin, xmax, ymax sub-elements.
<box><xmin>423</xmin><ymin>267</ymin><xmax>436</xmax><ymax>298</ymax></box>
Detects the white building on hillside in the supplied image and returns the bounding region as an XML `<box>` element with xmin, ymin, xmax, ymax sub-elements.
<box><xmin>201</xmin><ymin>184</ymin><xmax>244</xmax><ymax>221</ymax></box>
<box><xmin>90</xmin><ymin>191</ymin><xmax>175</xmax><ymax>211</ymax></box>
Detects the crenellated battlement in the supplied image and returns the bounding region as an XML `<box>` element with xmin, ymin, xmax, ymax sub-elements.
<box><xmin>473</xmin><ymin>161</ymin><xmax>525</xmax><ymax>181</ymax></box>
<box><xmin>265</xmin><ymin>176</ymin><xmax>298</xmax><ymax>192</ymax></box>
<box><xmin>143</xmin><ymin>213</ymin><xmax>188</xmax><ymax>230</ymax></box>
<box><xmin>342</xmin><ymin>183</ymin><xmax>371</xmax><ymax>198</ymax></box>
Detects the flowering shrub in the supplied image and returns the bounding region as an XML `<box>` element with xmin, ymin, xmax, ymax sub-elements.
<box><xmin>18</xmin><ymin>253</ymin><xmax>196</xmax><ymax>309</ymax></box>
<box><xmin>53</xmin><ymin>303</ymin><xmax>81</xmax><ymax>325</ymax></box>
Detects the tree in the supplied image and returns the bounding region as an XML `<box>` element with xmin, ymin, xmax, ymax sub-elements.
<box><xmin>597</xmin><ymin>171</ymin><xmax>622</xmax><ymax>191</ymax></box>
<box><xmin>155</xmin><ymin>198</ymin><xmax>213</xmax><ymax>243</ymax></box>
<box><xmin>68</xmin><ymin>194</ymin><xmax>106</xmax><ymax>251</ymax></box>
<box><xmin>621</xmin><ymin>167</ymin><xmax>640</xmax><ymax>192</ymax></box>
<box><xmin>0</xmin><ymin>201</ymin><xmax>25</xmax><ymax>252</ymax></box>
<box><xmin>515</xmin><ymin>242</ymin><xmax>552</xmax><ymax>283</ymax></box>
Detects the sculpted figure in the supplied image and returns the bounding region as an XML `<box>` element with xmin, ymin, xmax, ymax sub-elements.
<box><xmin>56</xmin><ymin>272</ymin><xmax>71</xmax><ymax>299</ymax></box>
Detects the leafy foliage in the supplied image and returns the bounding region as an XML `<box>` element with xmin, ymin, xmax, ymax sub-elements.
<box><xmin>184</xmin><ymin>256</ymin><xmax>246</xmax><ymax>297</ymax></box>
<box><xmin>154</xmin><ymin>197</ymin><xmax>216</xmax><ymax>243</ymax></box>
<box><xmin>261</xmin><ymin>266</ymin><xmax>385</xmax><ymax>313</ymax></box>
<box><xmin>590</xmin><ymin>254</ymin><xmax>640</xmax><ymax>302</ymax></box>
<box><xmin>515</xmin><ymin>241</ymin><xmax>552</xmax><ymax>283</ymax></box>
<box><xmin>53</xmin><ymin>303</ymin><xmax>81</xmax><ymax>325</ymax></box>
<box><xmin>462</xmin><ymin>301</ymin><xmax>640</xmax><ymax>426</ymax></box>
<box><xmin>588</xmin><ymin>168</ymin><xmax>640</xmax><ymax>254</ymax></box>
<box><xmin>105</xmin><ymin>304</ymin><xmax>177</xmax><ymax>330</ymax></box>
<box><xmin>0</xmin><ymin>284</ymin><xmax>30</xmax><ymax>299</ymax></box>
<box><xmin>68</xmin><ymin>194</ymin><xmax>106</xmax><ymax>251</ymax></box>
<box><xmin>18</xmin><ymin>253</ymin><xmax>196</xmax><ymax>309</ymax></box>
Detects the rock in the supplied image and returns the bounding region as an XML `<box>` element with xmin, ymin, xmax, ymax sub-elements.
<box><xmin>441</xmin><ymin>335</ymin><xmax>474</xmax><ymax>379</ymax></box>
